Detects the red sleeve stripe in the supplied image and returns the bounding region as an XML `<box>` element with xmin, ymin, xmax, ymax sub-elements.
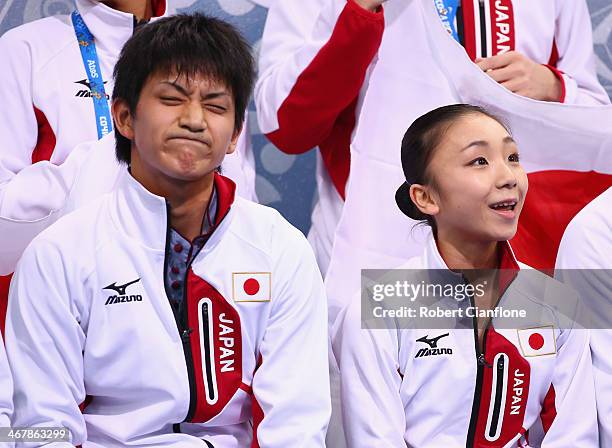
<box><xmin>250</xmin><ymin>354</ymin><xmax>264</xmax><ymax>448</ymax></box>
<box><xmin>0</xmin><ymin>274</ymin><xmax>11</xmax><ymax>336</ymax></box>
<box><xmin>543</xmin><ymin>64</ymin><xmax>566</xmax><ymax>103</ymax></box>
<box><xmin>266</xmin><ymin>0</ymin><xmax>384</xmax><ymax>155</ymax></box>
<box><xmin>31</xmin><ymin>106</ymin><xmax>56</xmax><ymax>164</ymax></box>
<box><xmin>540</xmin><ymin>385</ymin><xmax>557</xmax><ymax>434</ymax></box>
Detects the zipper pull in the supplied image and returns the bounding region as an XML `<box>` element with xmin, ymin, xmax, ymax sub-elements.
<box><xmin>478</xmin><ymin>353</ymin><xmax>492</xmax><ymax>368</ymax></box>
<box><xmin>181</xmin><ymin>328</ymin><xmax>193</xmax><ymax>343</ymax></box>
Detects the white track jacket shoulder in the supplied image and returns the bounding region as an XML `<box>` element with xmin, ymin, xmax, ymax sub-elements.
<box><xmin>332</xmin><ymin>234</ymin><xmax>597</xmax><ymax>447</ymax></box>
<box><xmin>5</xmin><ymin>172</ymin><xmax>330</xmax><ymax>448</ymax></box>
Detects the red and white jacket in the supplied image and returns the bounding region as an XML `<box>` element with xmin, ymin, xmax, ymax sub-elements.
<box><xmin>255</xmin><ymin>0</ymin><xmax>609</xmax><ymax>274</ymax></box>
<box><xmin>555</xmin><ymin>187</ymin><xmax>612</xmax><ymax>448</ymax></box>
<box><xmin>332</xmin><ymin>233</ymin><xmax>598</xmax><ymax>447</ymax></box>
<box><xmin>5</xmin><ymin>172</ymin><xmax>331</xmax><ymax>447</ymax></box>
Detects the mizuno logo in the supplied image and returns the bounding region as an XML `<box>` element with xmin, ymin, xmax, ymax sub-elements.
<box><xmin>104</xmin><ymin>278</ymin><xmax>140</xmax><ymax>295</ymax></box>
<box><xmin>103</xmin><ymin>278</ymin><xmax>143</xmax><ymax>306</ymax></box>
<box><xmin>416</xmin><ymin>333</ymin><xmax>449</xmax><ymax>348</ymax></box>
<box><xmin>415</xmin><ymin>333</ymin><xmax>453</xmax><ymax>358</ymax></box>
<box><xmin>74</xmin><ymin>79</ymin><xmax>109</xmax><ymax>98</ymax></box>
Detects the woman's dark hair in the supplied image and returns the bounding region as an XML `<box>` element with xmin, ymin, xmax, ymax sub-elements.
<box><xmin>112</xmin><ymin>13</ymin><xmax>255</xmax><ymax>164</ymax></box>
<box><xmin>395</xmin><ymin>104</ymin><xmax>510</xmax><ymax>232</ymax></box>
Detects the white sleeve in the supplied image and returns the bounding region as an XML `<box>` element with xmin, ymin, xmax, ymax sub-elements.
<box><xmin>0</xmin><ymin>28</ymin><xmax>39</xmax><ymax>181</ymax></box>
<box><xmin>5</xmin><ymin>238</ymin><xmax>87</xmax><ymax>447</ymax></box>
<box><xmin>332</xmin><ymin>301</ymin><xmax>406</xmax><ymax>447</ymax></box>
<box><xmin>539</xmin><ymin>307</ymin><xmax>598</xmax><ymax>446</ymax></box>
<box><xmin>554</xmin><ymin>196</ymin><xmax>612</xmax><ymax>447</ymax></box>
<box><xmin>250</xmin><ymin>225</ymin><xmax>331</xmax><ymax>447</ymax></box>
<box><xmin>0</xmin><ymin>134</ymin><xmax>119</xmax><ymax>275</ymax></box>
<box><xmin>0</xmin><ymin>332</ymin><xmax>13</xmax><ymax>430</ymax></box>
<box><xmin>552</xmin><ymin>0</ymin><xmax>610</xmax><ymax>105</ymax></box>
<box><xmin>255</xmin><ymin>0</ymin><xmax>384</xmax><ymax>151</ymax></box>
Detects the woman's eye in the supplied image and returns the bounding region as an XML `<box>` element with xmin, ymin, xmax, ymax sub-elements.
<box><xmin>469</xmin><ymin>157</ymin><xmax>488</xmax><ymax>166</ymax></box>
<box><xmin>508</xmin><ymin>153</ymin><xmax>520</xmax><ymax>163</ymax></box>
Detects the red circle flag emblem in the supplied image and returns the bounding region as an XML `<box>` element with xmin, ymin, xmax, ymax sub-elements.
<box><xmin>528</xmin><ymin>333</ymin><xmax>545</xmax><ymax>350</ymax></box>
<box><xmin>243</xmin><ymin>278</ymin><xmax>260</xmax><ymax>296</ymax></box>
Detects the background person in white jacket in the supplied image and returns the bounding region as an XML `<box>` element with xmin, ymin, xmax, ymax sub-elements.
<box><xmin>5</xmin><ymin>13</ymin><xmax>330</xmax><ymax>447</ymax></box>
<box><xmin>555</xmin><ymin>187</ymin><xmax>612</xmax><ymax>448</ymax></box>
<box><xmin>333</xmin><ymin>104</ymin><xmax>597</xmax><ymax>447</ymax></box>
<box><xmin>0</xmin><ymin>0</ymin><xmax>167</xmax><ymax>329</ymax></box>
<box><xmin>255</xmin><ymin>0</ymin><xmax>610</xmax><ymax>277</ymax></box>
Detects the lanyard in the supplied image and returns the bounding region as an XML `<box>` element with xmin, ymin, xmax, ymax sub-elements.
<box><xmin>71</xmin><ymin>10</ymin><xmax>113</xmax><ymax>139</ymax></box>
<box><xmin>434</xmin><ymin>0</ymin><xmax>460</xmax><ymax>43</ymax></box>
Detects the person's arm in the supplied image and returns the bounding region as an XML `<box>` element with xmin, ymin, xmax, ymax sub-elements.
<box><xmin>249</xmin><ymin>223</ymin><xmax>330</xmax><ymax>447</ymax></box>
<box><xmin>5</xmin><ymin>237</ymin><xmax>87</xmax><ymax>447</ymax></box>
<box><xmin>539</xmin><ymin>321</ymin><xmax>598</xmax><ymax>446</ymax></box>
<box><xmin>0</xmin><ymin>27</ymin><xmax>42</xmax><ymax>182</ymax></box>
<box><xmin>0</xmin><ymin>332</ymin><xmax>13</xmax><ymax>430</ymax></box>
<box><xmin>554</xmin><ymin>193</ymin><xmax>612</xmax><ymax>447</ymax></box>
<box><xmin>548</xmin><ymin>0</ymin><xmax>610</xmax><ymax>105</ymax></box>
<box><xmin>0</xmin><ymin>134</ymin><xmax>118</xmax><ymax>275</ymax></box>
<box><xmin>255</xmin><ymin>0</ymin><xmax>384</xmax><ymax>154</ymax></box>
<box><xmin>332</xmin><ymin>301</ymin><xmax>406</xmax><ymax>446</ymax></box>
<box><xmin>475</xmin><ymin>0</ymin><xmax>609</xmax><ymax>105</ymax></box>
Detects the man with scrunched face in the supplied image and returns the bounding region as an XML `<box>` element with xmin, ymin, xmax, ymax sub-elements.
<box><xmin>5</xmin><ymin>14</ymin><xmax>331</xmax><ymax>448</ymax></box>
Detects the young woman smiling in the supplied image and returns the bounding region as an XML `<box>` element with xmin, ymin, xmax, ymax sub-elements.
<box><xmin>333</xmin><ymin>104</ymin><xmax>597</xmax><ymax>447</ymax></box>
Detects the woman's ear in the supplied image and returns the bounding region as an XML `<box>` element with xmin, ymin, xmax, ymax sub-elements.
<box><xmin>112</xmin><ymin>98</ymin><xmax>135</xmax><ymax>141</ymax></box>
<box><xmin>409</xmin><ymin>183</ymin><xmax>439</xmax><ymax>217</ymax></box>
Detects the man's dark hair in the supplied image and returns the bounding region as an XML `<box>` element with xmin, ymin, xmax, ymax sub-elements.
<box><xmin>112</xmin><ymin>13</ymin><xmax>255</xmax><ymax>164</ymax></box>
<box><xmin>395</xmin><ymin>104</ymin><xmax>511</xmax><ymax>234</ymax></box>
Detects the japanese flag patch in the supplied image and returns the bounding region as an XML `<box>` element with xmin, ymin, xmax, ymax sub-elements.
<box><xmin>517</xmin><ymin>326</ymin><xmax>556</xmax><ymax>357</ymax></box>
<box><xmin>232</xmin><ymin>272</ymin><xmax>271</xmax><ymax>302</ymax></box>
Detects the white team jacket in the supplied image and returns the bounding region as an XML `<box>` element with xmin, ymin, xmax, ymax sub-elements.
<box><xmin>555</xmin><ymin>187</ymin><xmax>612</xmax><ymax>448</ymax></box>
<box><xmin>0</xmin><ymin>0</ymin><xmax>166</xmax><ymax>174</ymax></box>
<box><xmin>5</xmin><ymin>172</ymin><xmax>331</xmax><ymax>447</ymax></box>
<box><xmin>255</xmin><ymin>0</ymin><xmax>610</xmax><ymax>274</ymax></box>
<box><xmin>332</xmin><ymin>234</ymin><xmax>597</xmax><ymax>447</ymax></box>
<box><xmin>0</xmin><ymin>0</ymin><xmax>257</xmax><ymax>275</ymax></box>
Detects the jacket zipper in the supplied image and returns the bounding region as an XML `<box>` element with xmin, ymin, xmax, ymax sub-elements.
<box><xmin>164</xmin><ymin>192</ymin><xmax>232</xmax><ymax>426</ymax></box>
<box><xmin>465</xmin><ymin>275</ymin><xmax>491</xmax><ymax>448</ymax></box>
<box><xmin>464</xmin><ymin>267</ymin><xmax>517</xmax><ymax>447</ymax></box>
<box><xmin>162</xmin><ymin>202</ymin><xmax>197</xmax><ymax>428</ymax></box>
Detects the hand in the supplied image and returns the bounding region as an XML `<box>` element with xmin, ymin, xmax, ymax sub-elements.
<box><xmin>352</xmin><ymin>0</ymin><xmax>386</xmax><ymax>12</ymax></box>
<box><xmin>476</xmin><ymin>51</ymin><xmax>563</xmax><ymax>102</ymax></box>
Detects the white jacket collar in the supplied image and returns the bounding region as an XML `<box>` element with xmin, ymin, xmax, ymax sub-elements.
<box><xmin>420</xmin><ymin>232</ymin><xmax>521</xmax><ymax>301</ymax></box>
<box><xmin>112</xmin><ymin>170</ymin><xmax>169</xmax><ymax>251</ymax></box>
<box><xmin>76</xmin><ymin>0</ymin><xmax>168</xmax><ymax>59</ymax></box>
<box><xmin>423</xmin><ymin>232</ymin><xmax>520</xmax><ymax>271</ymax></box>
<box><xmin>111</xmin><ymin>169</ymin><xmax>237</xmax><ymax>252</ymax></box>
